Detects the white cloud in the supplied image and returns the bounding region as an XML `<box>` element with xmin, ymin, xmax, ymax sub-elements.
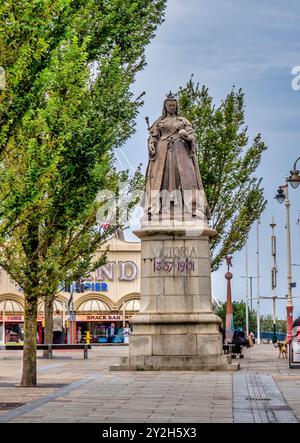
<box><xmin>148</xmin><ymin>0</ymin><xmax>300</xmax><ymax>80</ymax></box>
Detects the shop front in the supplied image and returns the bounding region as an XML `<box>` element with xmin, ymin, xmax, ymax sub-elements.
<box><xmin>0</xmin><ymin>314</ymin><xmax>45</xmax><ymax>344</ymax></box>
<box><xmin>0</xmin><ymin>297</ymin><xmax>67</xmax><ymax>344</ymax></box>
<box><xmin>0</xmin><ymin>237</ymin><xmax>142</xmax><ymax>344</ymax></box>
<box><xmin>74</xmin><ymin>295</ymin><xmax>140</xmax><ymax>343</ymax></box>
<box><xmin>76</xmin><ymin>313</ymin><xmax>133</xmax><ymax>343</ymax></box>
<box><xmin>0</xmin><ymin>314</ymin><xmax>23</xmax><ymax>343</ymax></box>
<box><xmin>0</xmin><ymin>297</ymin><xmax>25</xmax><ymax>344</ymax></box>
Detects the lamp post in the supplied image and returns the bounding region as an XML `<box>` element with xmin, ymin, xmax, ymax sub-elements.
<box><xmin>67</xmin><ymin>282</ymin><xmax>75</xmax><ymax>345</ymax></box>
<box><xmin>240</xmin><ymin>243</ymin><xmax>257</xmax><ymax>337</ymax></box>
<box><xmin>245</xmin><ymin>243</ymin><xmax>249</xmax><ymax>336</ymax></box>
<box><xmin>2</xmin><ymin>300</ymin><xmax>7</xmax><ymax>344</ymax></box>
<box><xmin>225</xmin><ymin>255</ymin><xmax>234</xmax><ymax>342</ymax></box>
<box><xmin>240</xmin><ymin>276</ymin><xmax>257</xmax><ymax>312</ymax></box>
<box><xmin>270</xmin><ymin>216</ymin><xmax>278</xmax><ymax>342</ymax></box>
<box><xmin>122</xmin><ymin>301</ymin><xmax>126</xmax><ymax>328</ymax></box>
<box><xmin>275</xmin><ymin>178</ymin><xmax>293</xmax><ymax>342</ymax></box>
<box><xmin>256</xmin><ymin>220</ymin><xmax>261</xmax><ymax>344</ymax></box>
<box><xmin>239</xmin><ymin>279</ymin><xmax>249</xmax><ymax>335</ymax></box>
<box><xmin>249</xmin><ymin>276</ymin><xmax>255</xmax><ymax>311</ymax></box>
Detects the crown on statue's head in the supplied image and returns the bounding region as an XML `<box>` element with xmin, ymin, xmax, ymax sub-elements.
<box><xmin>165</xmin><ymin>91</ymin><xmax>176</xmax><ymax>100</ymax></box>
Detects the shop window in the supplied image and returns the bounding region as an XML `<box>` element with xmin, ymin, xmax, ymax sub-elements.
<box><xmin>124</xmin><ymin>299</ymin><xmax>140</xmax><ymax>312</ymax></box>
<box><xmin>37</xmin><ymin>299</ymin><xmax>65</xmax><ymax>313</ymax></box>
<box><xmin>0</xmin><ymin>299</ymin><xmax>23</xmax><ymax>312</ymax></box>
<box><xmin>77</xmin><ymin>299</ymin><xmax>110</xmax><ymax>312</ymax></box>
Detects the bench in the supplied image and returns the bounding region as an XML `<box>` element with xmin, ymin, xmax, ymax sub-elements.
<box><xmin>223</xmin><ymin>343</ymin><xmax>244</xmax><ymax>358</ymax></box>
<box><xmin>0</xmin><ymin>344</ymin><xmax>91</xmax><ymax>359</ymax></box>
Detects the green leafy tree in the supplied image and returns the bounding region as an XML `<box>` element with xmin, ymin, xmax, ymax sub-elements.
<box><xmin>0</xmin><ymin>0</ymin><xmax>166</xmax><ymax>386</ymax></box>
<box><xmin>177</xmin><ymin>78</ymin><xmax>267</xmax><ymax>271</ymax></box>
<box><xmin>214</xmin><ymin>301</ymin><xmax>257</xmax><ymax>333</ymax></box>
<box><xmin>277</xmin><ymin>319</ymin><xmax>287</xmax><ymax>334</ymax></box>
<box><xmin>260</xmin><ymin>314</ymin><xmax>286</xmax><ymax>334</ymax></box>
<box><xmin>214</xmin><ymin>301</ymin><xmax>287</xmax><ymax>334</ymax></box>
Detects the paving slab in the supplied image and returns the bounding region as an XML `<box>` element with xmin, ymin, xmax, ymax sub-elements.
<box><xmin>0</xmin><ymin>343</ymin><xmax>299</xmax><ymax>423</ymax></box>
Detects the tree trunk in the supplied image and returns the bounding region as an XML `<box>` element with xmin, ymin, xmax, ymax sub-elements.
<box><xmin>43</xmin><ymin>295</ymin><xmax>54</xmax><ymax>358</ymax></box>
<box><xmin>21</xmin><ymin>296</ymin><xmax>38</xmax><ymax>387</ymax></box>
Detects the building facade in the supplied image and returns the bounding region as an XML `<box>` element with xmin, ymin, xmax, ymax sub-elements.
<box><xmin>0</xmin><ymin>237</ymin><xmax>141</xmax><ymax>344</ymax></box>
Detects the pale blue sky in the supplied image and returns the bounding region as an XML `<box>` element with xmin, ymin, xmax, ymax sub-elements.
<box><xmin>119</xmin><ymin>0</ymin><xmax>300</xmax><ymax>320</ymax></box>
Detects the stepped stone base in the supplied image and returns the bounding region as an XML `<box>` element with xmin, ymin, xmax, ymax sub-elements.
<box><xmin>110</xmin><ymin>354</ymin><xmax>239</xmax><ymax>371</ymax></box>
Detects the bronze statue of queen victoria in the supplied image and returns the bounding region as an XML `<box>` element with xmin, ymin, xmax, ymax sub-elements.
<box><xmin>144</xmin><ymin>93</ymin><xmax>209</xmax><ymax>222</ymax></box>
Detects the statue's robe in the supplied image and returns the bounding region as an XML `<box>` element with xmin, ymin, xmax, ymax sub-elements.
<box><xmin>144</xmin><ymin>115</ymin><xmax>210</xmax><ymax>220</ymax></box>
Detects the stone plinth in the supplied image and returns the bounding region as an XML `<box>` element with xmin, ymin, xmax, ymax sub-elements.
<box><xmin>110</xmin><ymin>224</ymin><xmax>239</xmax><ymax>371</ymax></box>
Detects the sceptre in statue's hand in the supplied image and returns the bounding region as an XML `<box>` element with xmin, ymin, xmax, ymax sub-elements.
<box><xmin>145</xmin><ymin>116</ymin><xmax>150</xmax><ymax>130</ymax></box>
<box><xmin>145</xmin><ymin>116</ymin><xmax>156</xmax><ymax>161</ymax></box>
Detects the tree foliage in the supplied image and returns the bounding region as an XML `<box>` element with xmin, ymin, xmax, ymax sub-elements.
<box><xmin>260</xmin><ymin>314</ymin><xmax>286</xmax><ymax>334</ymax></box>
<box><xmin>214</xmin><ymin>301</ymin><xmax>257</xmax><ymax>332</ymax></box>
<box><xmin>0</xmin><ymin>0</ymin><xmax>166</xmax><ymax>385</ymax></box>
<box><xmin>214</xmin><ymin>301</ymin><xmax>286</xmax><ymax>334</ymax></box>
<box><xmin>177</xmin><ymin>78</ymin><xmax>267</xmax><ymax>271</ymax></box>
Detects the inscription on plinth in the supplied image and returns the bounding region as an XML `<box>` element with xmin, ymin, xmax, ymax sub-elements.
<box><xmin>153</xmin><ymin>246</ymin><xmax>198</xmax><ymax>259</ymax></box>
<box><xmin>153</xmin><ymin>258</ymin><xmax>195</xmax><ymax>273</ymax></box>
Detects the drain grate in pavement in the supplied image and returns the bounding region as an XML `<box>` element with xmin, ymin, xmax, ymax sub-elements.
<box><xmin>233</xmin><ymin>374</ymin><xmax>298</xmax><ymax>423</ymax></box>
<box><xmin>246</xmin><ymin>397</ymin><xmax>271</xmax><ymax>401</ymax></box>
<box><xmin>0</xmin><ymin>403</ymin><xmax>25</xmax><ymax>410</ymax></box>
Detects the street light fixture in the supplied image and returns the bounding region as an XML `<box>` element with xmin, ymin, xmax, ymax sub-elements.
<box><xmin>275</xmin><ymin>187</ymin><xmax>285</xmax><ymax>204</ymax></box>
<box><xmin>288</xmin><ymin>156</ymin><xmax>300</xmax><ymax>189</ymax></box>
<box><xmin>275</xmin><ymin>179</ymin><xmax>293</xmax><ymax>342</ymax></box>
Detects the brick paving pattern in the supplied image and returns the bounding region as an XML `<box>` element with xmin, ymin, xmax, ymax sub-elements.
<box><xmin>0</xmin><ymin>344</ymin><xmax>300</xmax><ymax>422</ymax></box>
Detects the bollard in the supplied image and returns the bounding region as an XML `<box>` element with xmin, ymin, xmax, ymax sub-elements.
<box><xmin>84</xmin><ymin>331</ymin><xmax>91</xmax><ymax>344</ymax></box>
<box><xmin>48</xmin><ymin>344</ymin><xmax>53</xmax><ymax>359</ymax></box>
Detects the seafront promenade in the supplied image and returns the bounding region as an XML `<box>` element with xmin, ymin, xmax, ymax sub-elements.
<box><xmin>0</xmin><ymin>344</ymin><xmax>299</xmax><ymax>423</ymax></box>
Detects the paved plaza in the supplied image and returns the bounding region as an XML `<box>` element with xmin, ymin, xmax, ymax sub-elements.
<box><xmin>0</xmin><ymin>344</ymin><xmax>300</xmax><ymax>423</ymax></box>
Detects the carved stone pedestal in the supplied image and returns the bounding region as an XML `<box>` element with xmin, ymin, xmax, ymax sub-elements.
<box><xmin>110</xmin><ymin>224</ymin><xmax>239</xmax><ymax>371</ymax></box>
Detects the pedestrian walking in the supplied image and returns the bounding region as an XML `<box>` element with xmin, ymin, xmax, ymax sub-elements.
<box><xmin>107</xmin><ymin>322</ymin><xmax>118</xmax><ymax>343</ymax></box>
<box><xmin>249</xmin><ymin>331</ymin><xmax>255</xmax><ymax>344</ymax></box>
<box><xmin>53</xmin><ymin>309</ymin><xmax>63</xmax><ymax>344</ymax></box>
<box><xmin>123</xmin><ymin>322</ymin><xmax>132</xmax><ymax>343</ymax></box>
<box><xmin>77</xmin><ymin>326</ymin><xmax>82</xmax><ymax>344</ymax></box>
